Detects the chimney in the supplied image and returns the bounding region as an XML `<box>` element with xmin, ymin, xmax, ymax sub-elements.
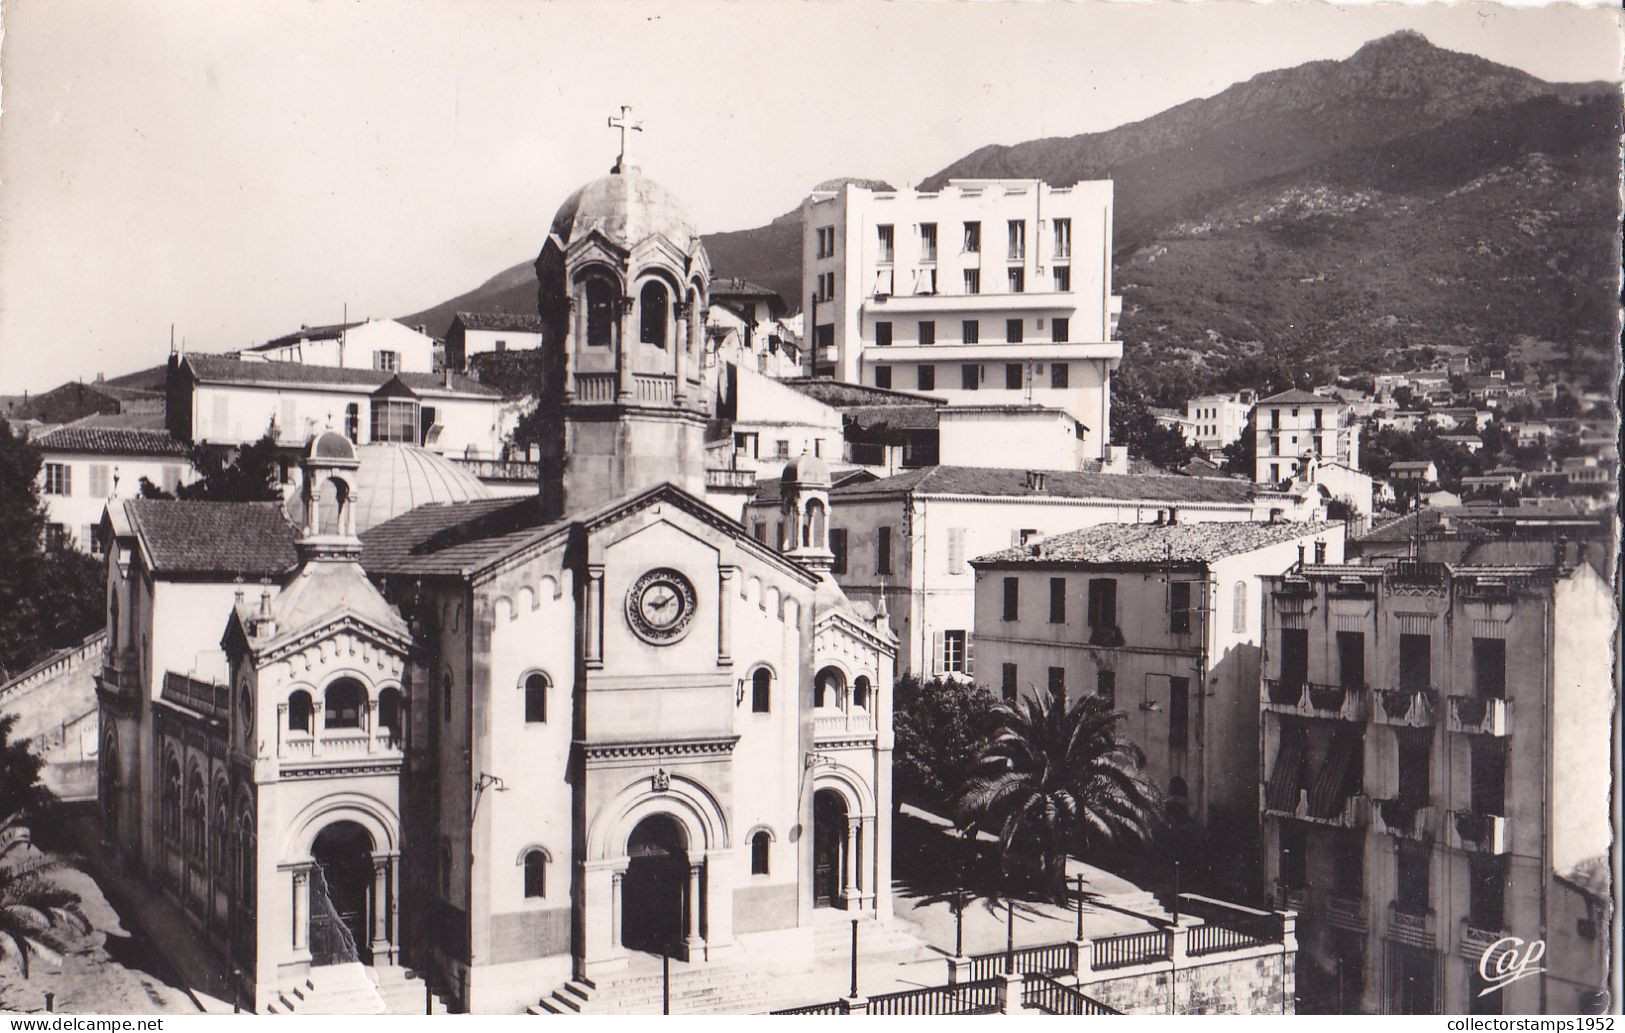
<box><xmin>1154</xmin><ymin>509</ymin><xmax>1166</xmax><ymax>526</ymax></box>
<box><xmin>1025</xmin><ymin>471</ymin><xmax>1047</xmax><ymax>492</ymax></box>
<box><xmin>443</xmin><ymin>368</ymin><xmax>453</xmax><ymax>389</ymax></box>
<box><xmin>416</xmin><ymin>324</ymin><xmax>427</xmax><ymax>335</ymax></box>
<box><xmin>1167</xmin><ymin>507</ymin><xmax>1179</xmax><ymax>526</ymax></box>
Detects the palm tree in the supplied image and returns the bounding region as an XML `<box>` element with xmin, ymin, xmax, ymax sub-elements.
<box><xmin>0</xmin><ymin>813</ymin><xmax>89</xmax><ymax>976</ymax></box>
<box><xmin>957</xmin><ymin>689</ymin><xmax>1163</xmax><ymax>902</ymax></box>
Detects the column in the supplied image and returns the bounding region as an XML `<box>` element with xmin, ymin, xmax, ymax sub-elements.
<box><xmin>365</xmin><ymin>700</ymin><xmax>377</xmax><ymax>754</ymax></box>
<box><xmin>610</xmin><ymin>870</ymin><xmax>625</xmax><ymax>950</ymax></box>
<box><xmin>684</xmin><ymin>863</ymin><xmax>704</xmax><ymax>949</ymax></box>
<box><xmin>371</xmin><ymin>856</ymin><xmax>389</xmax><ymax>946</ymax></box>
<box><xmin>859</xmin><ymin>816</ymin><xmax>877</xmax><ymax>905</ymax></box>
<box><xmin>615</xmin><ymin>298</ymin><xmax>636</xmax><ymax>402</ymax></box>
<box><xmin>562</xmin><ymin>294</ymin><xmax>578</xmax><ymax>402</ymax></box>
<box><xmin>672</xmin><ymin>301</ymin><xmax>690</xmax><ymax>403</ymax></box>
<box><xmin>389</xmin><ymin>855</ymin><xmax>401</xmax><ymax>963</ymax></box>
<box><xmin>585</xmin><ymin>566</ymin><xmax>605</xmax><ymax>668</ymax></box>
<box><xmin>291</xmin><ymin>867</ymin><xmax>310</xmax><ymax>953</ymax></box>
<box><xmin>842</xmin><ymin>819</ymin><xmax>860</xmax><ymax>905</ymax></box>
<box><xmin>717</xmin><ymin>568</ymin><xmax>734</xmax><ymax>666</ymax></box>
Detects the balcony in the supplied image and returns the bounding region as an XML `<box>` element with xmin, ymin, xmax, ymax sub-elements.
<box><xmin>450</xmin><ymin>456</ymin><xmax>539</xmax><ymax>482</ymax></box>
<box><xmin>1458</xmin><ymin>921</ymin><xmax>1513</xmax><ymax>963</ymax></box>
<box><xmin>814</xmin><ymin>711</ymin><xmax>876</xmax><ymax>742</ymax></box>
<box><xmin>705</xmin><ymin>468</ymin><xmax>758</xmax><ymax>490</ymax></box>
<box><xmin>862</xmin><ymin>290</ymin><xmax>1077</xmax><ymax>316</ymax></box>
<box><xmin>1372</xmin><ymin>688</ymin><xmax>1437</xmax><ymax>727</ymax></box>
<box><xmin>1447</xmin><ymin>695</ymin><xmax>1510</xmax><ymax>737</ymax></box>
<box><xmin>1386</xmin><ymin>903</ymin><xmax>1438</xmax><ymax>950</ymax></box>
<box><xmin>1264</xmin><ymin>788</ymin><xmax>1370</xmax><ymax>830</ymax></box>
<box><xmin>1447</xmin><ymin>810</ymin><xmax>1509</xmax><ymax>854</ymax></box>
<box><xmin>1273</xmin><ymin>881</ymin><xmax>1309</xmax><ymax>915</ymax></box>
<box><xmin>99</xmin><ymin>650</ymin><xmax>141</xmax><ymax>701</ymax></box>
<box><xmin>1373</xmin><ymin>798</ymin><xmax>1436</xmax><ymax>841</ymax></box>
<box><xmin>160</xmin><ymin>672</ymin><xmax>229</xmax><ymax>719</ymax></box>
<box><xmin>278</xmin><ymin>727</ymin><xmax>402</xmax><ymax>762</ymax></box>
<box><xmin>1325</xmin><ymin>894</ymin><xmax>1370</xmax><ymax>933</ymax></box>
<box><xmin>1264</xmin><ymin>680</ymin><xmax>1368</xmax><ymax>722</ymax></box>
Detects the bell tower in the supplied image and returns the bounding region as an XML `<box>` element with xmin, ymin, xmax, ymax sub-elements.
<box><xmin>534</xmin><ymin>111</ymin><xmax>712</xmax><ymax>521</ymax></box>
<box><xmin>779</xmin><ymin>451</ymin><xmax>834</xmax><ymax>573</ymax></box>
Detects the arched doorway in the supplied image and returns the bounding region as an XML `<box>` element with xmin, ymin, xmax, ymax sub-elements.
<box><xmin>310</xmin><ymin>821</ymin><xmax>374</xmax><ymax>966</ymax></box>
<box><xmin>622</xmin><ymin>814</ymin><xmax>688</xmax><ymax>956</ymax></box>
<box><xmin>813</xmin><ymin>790</ymin><xmax>847</xmax><ymax>908</ymax></box>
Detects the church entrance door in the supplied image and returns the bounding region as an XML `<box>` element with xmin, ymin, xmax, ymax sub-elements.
<box><xmin>813</xmin><ymin>790</ymin><xmax>847</xmax><ymax>908</ymax></box>
<box><xmin>622</xmin><ymin>814</ymin><xmax>687</xmax><ymax>957</ymax></box>
<box><xmin>310</xmin><ymin>821</ymin><xmax>374</xmax><ymax>966</ymax></box>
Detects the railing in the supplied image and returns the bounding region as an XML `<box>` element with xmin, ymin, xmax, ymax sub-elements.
<box><xmin>815</xmin><ymin>712</ymin><xmax>877</xmax><ymax>739</ymax></box>
<box><xmin>1373</xmin><ymin>798</ymin><xmax>1435</xmax><ymax>841</ymax></box>
<box><xmin>1324</xmin><ymin>894</ymin><xmax>1368</xmax><ymax>932</ymax></box>
<box><xmin>866</xmin><ymin>978</ymin><xmax>1001</xmax><ymax>1015</ymax></box>
<box><xmin>1389</xmin><ymin>560</ymin><xmax>1448</xmax><ymax>586</ymax></box>
<box><xmin>1447</xmin><ymin>695</ymin><xmax>1510</xmax><ymax>736</ymax></box>
<box><xmin>1265</xmin><ymin>679</ymin><xmax>1304</xmax><ymax>706</ymax></box>
<box><xmin>1387</xmin><ymin>902</ymin><xmax>1437</xmax><ymax>950</ymax></box>
<box><xmin>705</xmin><ymin>468</ymin><xmax>758</xmax><ymax>490</ymax></box>
<box><xmin>1022</xmin><ymin>974</ymin><xmax>1119</xmax><ymax>1015</ymax></box>
<box><xmin>1187</xmin><ymin>919</ymin><xmax>1276</xmax><ymax>957</ymax></box>
<box><xmin>772</xmin><ymin>1000</ymin><xmax>848</xmax><ymax>1016</ymax></box>
<box><xmin>100</xmin><ymin>649</ymin><xmax>141</xmax><ymax>699</ymax></box>
<box><xmin>1264</xmin><ymin>787</ymin><xmax>1370</xmax><ymax>829</ymax></box>
<box><xmin>1091</xmin><ymin>929</ymin><xmax>1171</xmax><ymax>971</ymax></box>
<box><xmin>1273</xmin><ymin>882</ymin><xmax>1309</xmax><ymax>915</ymax></box>
<box><xmin>1448</xmin><ymin>810</ymin><xmax>1509</xmax><ymax>854</ymax></box>
<box><xmin>634</xmin><ymin>374</ymin><xmax>675</xmax><ymax>404</ymax></box>
<box><xmin>451</xmin><ymin>456</ymin><xmax>539</xmax><ymax>482</ymax></box>
<box><xmin>574</xmin><ymin>373</ymin><xmax>616</xmax><ymax>403</ymax></box>
<box><xmin>161</xmin><ymin>672</ymin><xmax>230</xmax><ymax>718</ymax></box>
<box><xmin>3</xmin><ymin>630</ymin><xmax>107</xmax><ymax>702</ymax></box>
<box><xmin>965</xmin><ymin>942</ymin><xmax>1073</xmax><ymax>982</ymax></box>
<box><xmin>1458</xmin><ymin>921</ymin><xmax>1513</xmax><ymax>963</ymax></box>
<box><xmin>1374</xmin><ymin>688</ymin><xmax>1437</xmax><ymax>727</ymax></box>
<box><xmin>1266</xmin><ymin>681</ymin><xmax>1367</xmax><ymax>721</ymax></box>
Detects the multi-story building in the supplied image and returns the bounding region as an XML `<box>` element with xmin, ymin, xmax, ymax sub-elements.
<box><xmin>445</xmin><ymin>312</ymin><xmax>545</xmax><ymax>370</ymax></box>
<box><xmin>1258</xmin><ymin>555</ymin><xmax>1614</xmax><ymax>1014</ymax></box>
<box><xmin>800</xmin><ymin>179</ymin><xmax>1122</xmax><ymax>459</ymax></box>
<box><xmin>970</xmin><ymin>518</ymin><xmax>1344</xmax><ymax>880</ymax></box>
<box><xmin>239</xmin><ymin>318</ymin><xmax>440</xmax><ymax>374</ymax></box>
<box><xmin>1254</xmin><ymin>390</ymin><xmax>1360</xmax><ymax>486</ymax></box>
<box><xmin>785</xmin><ymin>465</ymin><xmax>1275</xmax><ymax>676</ymax></box>
<box><xmin>1184</xmin><ymin>391</ymin><xmax>1256</xmax><ymax>454</ymax></box>
<box><xmin>34</xmin><ymin>427</ymin><xmax>197</xmax><ymax>553</ymax></box>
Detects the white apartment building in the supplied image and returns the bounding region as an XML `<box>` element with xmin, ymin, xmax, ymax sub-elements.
<box><xmin>445</xmin><ymin>312</ymin><xmax>545</xmax><ymax>369</ymax></box>
<box><xmin>800</xmin><ymin>180</ymin><xmax>1123</xmax><ymax>460</ymax></box>
<box><xmin>1185</xmin><ymin>391</ymin><xmax>1256</xmax><ymax>454</ymax></box>
<box><xmin>239</xmin><ymin>318</ymin><xmax>439</xmax><ymax>374</ymax></box>
<box><xmin>1254</xmin><ymin>389</ymin><xmax>1361</xmax><ymax>486</ymax></box>
<box><xmin>34</xmin><ymin>427</ymin><xmax>198</xmax><ymax>553</ymax></box>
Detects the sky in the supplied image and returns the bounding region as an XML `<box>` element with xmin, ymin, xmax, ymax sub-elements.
<box><xmin>0</xmin><ymin>0</ymin><xmax>1619</xmax><ymax>392</ymax></box>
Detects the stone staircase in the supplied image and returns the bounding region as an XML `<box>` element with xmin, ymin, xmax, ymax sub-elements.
<box><xmin>528</xmin><ymin>956</ymin><xmax>790</xmax><ymax>1015</ymax></box>
<box><xmin>812</xmin><ymin>914</ymin><xmax>933</xmax><ymax>966</ymax></box>
<box><xmin>264</xmin><ymin>962</ymin><xmax>449</xmax><ymax>1015</ymax></box>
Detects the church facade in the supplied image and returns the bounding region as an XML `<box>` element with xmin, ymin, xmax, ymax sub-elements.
<box><xmin>95</xmin><ymin>152</ymin><xmax>896</xmax><ymax>1013</ymax></box>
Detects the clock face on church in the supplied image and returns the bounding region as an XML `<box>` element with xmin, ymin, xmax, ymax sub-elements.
<box><xmin>626</xmin><ymin>568</ymin><xmax>698</xmax><ymax>644</ymax></box>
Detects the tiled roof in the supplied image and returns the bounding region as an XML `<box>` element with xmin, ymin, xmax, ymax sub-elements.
<box><xmin>1390</xmin><ymin>460</ymin><xmax>1436</xmax><ymax>470</ymax></box>
<box><xmin>710</xmin><ymin>278</ymin><xmax>782</xmax><ymax>300</ymax></box>
<box><xmin>180</xmin><ymin>355</ymin><xmax>499</xmax><ymax>396</ymax></box>
<box><xmin>125</xmin><ymin>500</ymin><xmax>299</xmax><ymax>577</ymax></box>
<box><xmin>1359</xmin><ymin>509</ymin><xmax>1493</xmax><ymax>543</ymax></box>
<box><xmin>778</xmin><ymin>377</ymin><xmax>944</xmax><ymax>409</ymax></box>
<box><xmin>1258</xmin><ymin>389</ymin><xmax>1328</xmax><ymax>405</ymax></box>
<box><xmin>844</xmin><ymin>405</ymin><xmax>939</xmax><ymax>433</ymax></box>
<box><xmin>831</xmin><ymin>465</ymin><xmax>1256</xmax><ymax>505</ymax></box>
<box><xmin>974</xmin><ymin>520</ymin><xmax>1339</xmax><ymax>567</ymax></box>
<box><xmin>257</xmin><ymin>321</ymin><xmax>365</xmax><ymax>349</ymax></box>
<box><xmin>360</xmin><ymin>496</ymin><xmax>565</xmax><ymax>578</ymax></box>
<box><xmin>452</xmin><ymin>312</ymin><xmax>544</xmax><ymax>333</ymax></box>
<box><xmin>34</xmin><ymin>427</ymin><xmax>191</xmax><ymax>457</ymax></box>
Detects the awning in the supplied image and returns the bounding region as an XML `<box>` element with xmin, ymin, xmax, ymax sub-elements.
<box><xmin>1308</xmin><ymin>732</ymin><xmax>1362</xmax><ymax>819</ymax></box>
<box><xmin>1266</xmin><ymin>737</ymin><xmax>1307</xmax><ymax>813</ymax></box>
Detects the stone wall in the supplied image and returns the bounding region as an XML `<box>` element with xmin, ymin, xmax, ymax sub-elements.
<box><xmin>1082</xmin><ymin>944</ymin><xmax>1294</xmax><ymax>1015</ymax></box>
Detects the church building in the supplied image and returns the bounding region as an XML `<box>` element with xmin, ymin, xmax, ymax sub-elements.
<box><xmin>95</xmin><ymin>137</ymin><xmax>896</xmax><ymax>1014</ymax></box>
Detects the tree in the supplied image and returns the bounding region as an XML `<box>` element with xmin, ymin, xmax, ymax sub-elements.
<box><xmin>891</xmin><ymin>675</ymin><xmax>999</xmax><ymax>815</ymax></box>
<box><xmin>1220</xmin><ymin>410</ymin><xmax>1257</xmax><ymax>477</ymax></box>
<box><xmin>139</xmin><ymin>430</ymin><xmax>284</xmax><ymax>503</ymax></box>
<box><xmin>0</xmin><ymin>422</ymin><xmax>106</xmax><ymax>679</ymax></box>
<box><xmin>1109</xmin><ymin>394</ymin><xmax>1196</xmax><ymax>472</ymax></box>
<box><xmin>0</xmin><ymin>811</ymin><xmax>89</xmax><ymax>977</ymax></box>
<box><xmin>957</xmin><ymin>689</ymin><xmax>1163</xmax><ymax>902</ymax></box>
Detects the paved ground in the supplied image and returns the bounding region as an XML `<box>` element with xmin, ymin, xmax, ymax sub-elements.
<box><xmin>0</xmin><ymin>849</ymin><xmax>199</xmax><ymax>1015</ymax></box>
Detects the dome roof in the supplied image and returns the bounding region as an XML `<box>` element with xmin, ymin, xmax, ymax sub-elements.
<box><xmin>549</xmin><ymin>168</ymin><xmax>700</xmax><ymax>254</ymax></box>
<box><xmin>781</xmin><ymin>451</ymin><xmax>830</xmax><ymax>486</ymax></box>
<box><xmin>310</xmin><ymin>430</ymin><xmax>356</xmax><ymax>461</ymax></box>
<box><xmin>287</xmin><ymin>444</ymin><xmax>496</xmax><ymax>533</ymax></box>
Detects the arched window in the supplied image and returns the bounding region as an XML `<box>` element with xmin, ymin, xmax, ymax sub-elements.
<box><xmin>344</xmin><ymin>403</ymin><xmax>360</xmax><ymax>442</ymax></box>
<box><xmin>751</xmin><ymin>668</ymin><xmax>772</xmax><ymax>713</ymax></box>
<box><xmin>211</xmin><ymin>783</ymin><xmax>229</xmax><ymax>880</ymax></box>
<box><xmin>521</xmin><ymin>849</ymin><xmax>547</xmax><ymax>899</ymax></box>
<box><xmin>639</xmin><ymin>282</ymin><xmax>669</xmax><ymax>347</ymax></box>
<box><xmin>1232</xmin><ymin>581</ymin><xmax>1247</xmax><ymax>634</ymax></box>
<box><xmin>853</xmin><ymin>676</ymin><xmax>871</xmax><ymax>710</ymax></box>
<box><xmin>815</xmin><ymin>667</ymin><xmax>844</xmax><ymax>709</ymax></box>
<box><xmin>750</xmin><ymin>831</ymin><xmax>771</xmax><ymax>875</ymax></box>
<box><xmin>237</xmin><ymin>806</ymin><xmax>256</xmax><ymax>900</ymax></box>
<box><xmin>109</xmin><ymin>593</ymin><xmax>119</xmax><ymax>653</ymax></box>
<box><xmin>238</xmin><ymin>685</ymin><xmax>253</xmax><ymax>749</ymax></box>
<box><xmin>806</xmin><ymin>499</ymin><xmax>827</xmax><ymax>549</ymax></box>
<box><xmin>162</xmin><ymin>756</ymin><xmax>181</xmax><ymax>840</ymax></box>
<box><xmin>585</xmin><ymin>279</ymin><xmax>615</xmax><ymax>347</ymax></box>
<box><xmin>379</xmin><ymin>687</ymin><xmax>403</xmax><ymax>746</ymax></box>
<box><xmin>443</xmin><ymin>669</ymin><xmax>454</xmax><ymax>724</ymax></box>
<box><xmin>100</xmin><ymin>739</ymin><xmax>120</xmax><ymax>839</ymax></box>
<box><xmin>186</xmin><ymin>767</ymin><xmax>206</xmax><ymax>859</ymax></box>
<box><xmin>324</xmin><ymin>678</ymin><xmax>365</xmax><ymax>729</ymax></box>
<box><xmin>288</xmin><ymin>690</ymin><xmax>313</xmax><ymax>733</ymax></box>
<box><xmin>524</xmin><ymin>673</ymin><xmax>548</xmax><ymax>724</ymax></box>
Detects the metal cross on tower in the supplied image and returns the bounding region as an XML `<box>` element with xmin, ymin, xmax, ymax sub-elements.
<box><xmin>608</xmin><ymin>105</ymin><xmax>643</xmax><ymax>172</ymax></box>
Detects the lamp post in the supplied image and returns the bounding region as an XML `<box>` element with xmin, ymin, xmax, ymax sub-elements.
<box><xmin>1005</xmin><ymin>898</ymin><xmax>1015</xmax><ymax>975</ymax></box>
<box><xmin>1075</xmin><ymin>873</ymin><xmax>1085</xmax><ymax>941</ymax></box>
<box><xmin>954</xmin><ymin>884</ymin><xmax>965</xmax><ymax>959</ymax></box>
<box><xmin>850</xmin><ymin>918</ymin><xmax>860</xmax><ymax>999</ymax></box>
<box><xmin>1172</xmin><ymin>861</ymin><xmax>1181</xmax><ymax>924</ymax></box>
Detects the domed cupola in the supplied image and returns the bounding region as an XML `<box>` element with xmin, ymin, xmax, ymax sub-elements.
<box><xmin>779</xmin><ymin>448</ymin><xmax>833</xmax><ymax>573</ymax></box>
<box><xmin>532</xmin><ymin>108</ymin><xmax>714</xmax><ymax>519</ymax></box>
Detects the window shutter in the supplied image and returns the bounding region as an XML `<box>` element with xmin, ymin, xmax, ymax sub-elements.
<box><xmin>948</xmin><ymin>528</ymin><xmax>965</xmax><ymax>573</ymax></box>
<box><xmin>1011</xmin><ymin>529</ymin><xmax>1022</xmax><ymax>547</ymax></box>
<box><xmin>964</xmin><ymin>635</ymin><xmax>975</xmax><ymax>678</ymax></box>
<box><xmin>932</xmin><ymin>631</ymin><xmax>945</xmax><ymax>676</ymax></box>
<box><xmin>1087</xmin><ymin>580</ymin><xmax>1101</xmax><ymax>627</ymax></box>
